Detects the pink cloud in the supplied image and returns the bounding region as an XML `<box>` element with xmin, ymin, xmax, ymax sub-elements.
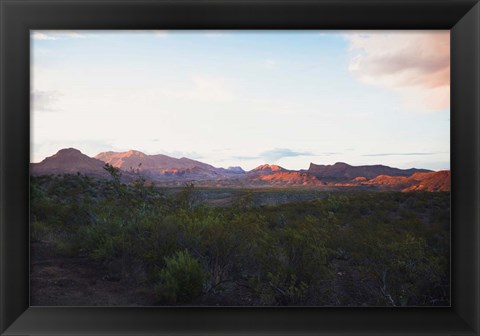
<box><xmin>346</xmin><ymin>31</ymin><xmax>450</xmax><ymax>112</ymax></box>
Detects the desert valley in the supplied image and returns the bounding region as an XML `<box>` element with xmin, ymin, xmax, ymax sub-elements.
<box><xmin>30</xmin><ymin>147</ymin><xmax>450</xmax><ymax>307</ymax></box>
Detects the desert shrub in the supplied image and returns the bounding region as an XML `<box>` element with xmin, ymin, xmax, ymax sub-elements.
<box><xmin>30</xmin><ymin>174</ymin><xmax>450</xmax><ymax>306</ymax></box>
<box><xmin>31</xmin><ymin>219</ymin><xmax>78</xmax><ymax>256</ymax></box>
<box><xmin>53</xmin><ymin>234</ymin><xmax>81</xmax><ymax>257</ymax></box>
<box><xmin>31</xmin><ymin>220</ymin><xmax>54</xmax><ymax>242</ymax></box>
<box><xmin>343</xmin><ymin>218</ymin><xmax>447</xmax><ymax>306</ymax></box>
<box><xmin>251</xmin><ymin>215</ymin><xmax>333</xmax><ymax>305</ymax></box>
<box><xmin>193</xmin><ymin>213</ymin><xmax>264</xmax><ymax>289</ymax></box>
<box><xmin>175</xmin><ymin>183</ymin><xmax>198</xmax><ymax>210</ymax></box>
<box><xmin>154</xmin><ymin>250</ymin><xmax>204</xmax><ymax>303</ymax></box>
<box><xmin>254</xmin><ymin>272</ymin><xmax>309</xmax><ymax>305</ymax></box>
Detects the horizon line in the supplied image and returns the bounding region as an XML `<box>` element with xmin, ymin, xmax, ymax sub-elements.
<box><xmin>31</xmin><ymin>147</ymin><xmax>449</xmax><ymax>172</ymax></box>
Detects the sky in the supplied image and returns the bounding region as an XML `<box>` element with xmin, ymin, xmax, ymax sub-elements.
<box><xmin>31</xmin><ymin>30</ymin><xmax>450</xmax><ymax>171</ymax></box>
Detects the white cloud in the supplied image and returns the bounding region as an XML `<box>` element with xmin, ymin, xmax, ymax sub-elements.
<box><xmin>31</xmin><ymin>90</ymin><xmax>60</xmax><ymax>112</ymax></box>
<box><xmin>62</xmin><ymin>31</ymin><xmax>87</xmax><ymax>39</ymax></box>
<box><xmin>152</xmin><ymin>30</ymin><xmax>168</xmax><ymax>38</ymax></box>
<box><xmin>264</xmin><ymin>59</ymin><xmax>277</xmax><ymax>69</ymax></box>
<box><xmin>32</xmin><ymin>30</ymin><xmax>87</xmax><ymax>41</ymax></box>
<box><xmin>128</xmin><ymin>30</ymin><xmax>168</xmax><ymax>38</ymax></box>
<box><xmin>189</xmin><ymin>76</ymin><xmax>235</xmax><ymax>102</ymax></box>
<box><xmin>202</xmin><ymin>30</ymin><xmax>224</xmax><ymax>38</ymax></box>
<box><xmin>146</xmin><ymin>76</ymin><xmax>235</xmax><ymax>103</ymax></box>
<box><xmin>106</xmin><ymin>30</ymin><xmax>169</xmax><ymax>37</ymax></box>
<box><xmin>32</xmin><ymin>32</ymin><xmax>58</xmax><ymax>41</ymax></box>
<box><xmin>345</xmin><ymin>31</ymin><xmax>450</xmax><ymax>112</ymax></box>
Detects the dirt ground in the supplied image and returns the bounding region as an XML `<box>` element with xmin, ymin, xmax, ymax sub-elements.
<box><xmin>31</xmin><ymin>241</ymin><xmax>258</xmax><ymax>306</ymax></box>
<box><xmin>30</xmin><ymin>241</ymin><xmax>376</xmax><ymax>307</ymax></box>
<box><xmin>30</xmin><ymin>241</ymin><xmax>156</xmax><ymax>306</ymax></box>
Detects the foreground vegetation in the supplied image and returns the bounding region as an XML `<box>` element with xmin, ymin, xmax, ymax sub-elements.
<box><xmin>30</xmin><ymin>170</ymin><xmax>450</xmax><ymax>306</ymax></box>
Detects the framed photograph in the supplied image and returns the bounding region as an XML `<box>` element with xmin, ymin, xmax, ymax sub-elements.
<box><xmin>1</xmin><ymin>0</ymin><xmax>479</xmax><ymax>335</ymax></box>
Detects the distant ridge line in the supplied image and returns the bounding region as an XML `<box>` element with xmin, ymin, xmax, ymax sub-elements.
<box><xmin>30</xmin><ymin>148</ymin><xmax>450</xmax><ymax>191</ymax></box>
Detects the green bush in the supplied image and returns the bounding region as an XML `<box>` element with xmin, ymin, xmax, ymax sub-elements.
<box><xmin>30</xmin><ymin>174</ymin><xmax>450</xmax><ymax>306</ymax></box>
<box><xmin>31</xmin><ymin>220</ymin><xmax>53</xmax><ymax>242</ymax></box>
<box><xmin>154</xmin><ymin>250</ymin><xmax>204</xmax><ymax>304</ymax></box>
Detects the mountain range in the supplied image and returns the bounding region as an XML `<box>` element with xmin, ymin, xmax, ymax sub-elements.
<box><xmin>307</xmin><ymin>162</ymin><xmax>431</xmax><ymax>181</ymax></box>
<box><xmin>30</xmin><ymin>148</ymin><xmax>450</xmax><ymax>192</ymax></box>
<box><xmin>30</xmin><ymin>148</ymin><xmax>111</xmax><ymax>178</ymax></box>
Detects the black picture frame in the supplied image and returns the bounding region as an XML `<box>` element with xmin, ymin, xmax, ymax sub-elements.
<box><xmin>1</xmin><ymin>0</ymin><xmax>479</xmax><ymax>335</ymax></box>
